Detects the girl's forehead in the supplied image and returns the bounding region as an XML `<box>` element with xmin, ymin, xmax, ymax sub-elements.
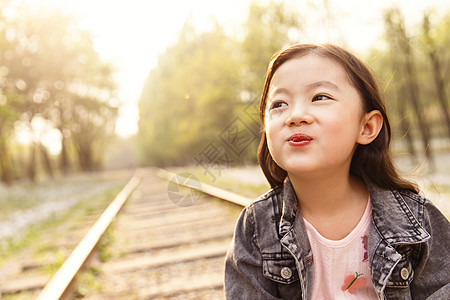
<box><xmin>275</xmin><ymin>55</ymin><xmax>344</xmax><ymax>78</ymax></box>
<box><xmin>269</xmin><ymin>55</ymin><xmax>352</xmax><ymax>92</ymax></box>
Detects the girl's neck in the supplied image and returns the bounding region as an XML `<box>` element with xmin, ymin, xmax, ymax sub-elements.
<box><xmin>288</xmin><ymin>171</ymin><xmax>369</xmax><ymax>240</ymax></box>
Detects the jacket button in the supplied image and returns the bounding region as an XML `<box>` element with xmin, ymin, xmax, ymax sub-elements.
<box><xmin>400</xmin><ymin>267</ymin><xmax>409</xmax><ymax>280</ymax></box>
<box><xmin>280</xmin><ymin>267</ymin><xmax>292</xmax><ymax>279</ymax></box>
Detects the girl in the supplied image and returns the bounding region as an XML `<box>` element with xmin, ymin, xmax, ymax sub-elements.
<box><xmin>225</xmin><ymin>44</ymin><xmax>450</xmax><ymax>299</ymax></box>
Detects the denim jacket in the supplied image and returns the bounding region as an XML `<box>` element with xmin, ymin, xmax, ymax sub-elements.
<box><xmin>225</xmin><ymin>179</ymin><xmax>450</xmax><ymax>299</ymax></box>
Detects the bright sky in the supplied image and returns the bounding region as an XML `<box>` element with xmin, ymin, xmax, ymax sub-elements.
<box><xmin>16</xmin><ymin>0</ymin><xmax>450</xmax><ymax>140</ymax></box>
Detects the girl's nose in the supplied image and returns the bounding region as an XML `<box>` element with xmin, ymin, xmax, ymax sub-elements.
<box><xmin>286</xmin><ymin>105</ymin><xmax>313</xmax><ymax>126</ymax></box>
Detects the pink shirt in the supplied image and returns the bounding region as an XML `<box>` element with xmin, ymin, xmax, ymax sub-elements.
<box><xmin>304</xmin><ymin>199</ymin><xmax>378</xmax><ymax>299</ymax></box>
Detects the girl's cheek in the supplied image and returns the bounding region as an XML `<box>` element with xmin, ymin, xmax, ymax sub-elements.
<box><xmin>264</xmin><ymin>114</ymin><xmax>275</xmax><ymax>130</ymax></box>
<box><xmin>265</xmin><ymin>123</ymin><xmax>279</xmax><ymax>144</ymax></box>
<box><xmin>265</xmin><ymin>109</ymin><xmax>285</xmax><ymax>124</ymax></box>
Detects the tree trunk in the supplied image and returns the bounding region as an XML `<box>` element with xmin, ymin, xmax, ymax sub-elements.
<box><xmin>28</xmin><ymin>142</ymin><xmax>37</xmax><ymax>181</ymax></box>
<box><xmin>78</xmin><ymin>144</ymin><xmax>93</xmax><ymax>172</ymax></box>
<box><xmin>40</xmin><ymin>143</ymin><xmax>54</xmax><ymax>178</ymax></box>
<box><xmin>422</xmin><ymin>14</ymin><xmax>450</xmax><ymax>140</ymax></box>
<box><xmin>385</xmin><ymin>9</ymin><xmax>435</xmax><ymax>170</ymax></box>
<box><xmin>403</xmin><ymin>54</ymin><xmax>434</xmax><ymax>166</ymax></box>
<box><xmin>395</xmin><ymin>18</ymin><xmax>434</xmax><ymax>167</ymax></box>
<box><xmin>427</xmin><ymin>47</ymin><xmax>450</xmax><ymax>140</ymax></box>
<box><xmin>397</xmin><ymin>89</ymin><xmax>417</xmax><ymax>163</ymax></box>
<box><xmin>0</xmin><ymin>140</ymin><xmax>14</xmax><ymax>184</ymax></box>
<box><xmin>59</xmin><ymin>134</ymin><xmax>70</xmax><ymax>175</ymax></box>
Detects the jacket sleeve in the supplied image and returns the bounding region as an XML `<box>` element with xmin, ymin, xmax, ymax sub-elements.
<box><xmin>224</xmin><ymin>205</ymin><xmax>282</xmax><ymax>300</ymax></box>
<box><xmin>411</xmin><ymin>199</ymin><xmax>450</xmax><ymax>299</ymax></box>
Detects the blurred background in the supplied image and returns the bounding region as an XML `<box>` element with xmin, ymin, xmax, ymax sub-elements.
<box><xmin>1</xmin><ymin>0</ymin><xmax>449</xmax><ymax>297</ymax></box>
<box><xmin>0</xmin><ymin>0</ymin><xmax>449</xmax><ymax>225</ymax></box>
<box><xmin>0</xmin><ymin>0</ymin><xmax>449</xmax><ymax>180</ymax></box>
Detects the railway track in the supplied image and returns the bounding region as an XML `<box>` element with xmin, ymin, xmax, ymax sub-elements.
<box><xmin>1</xmin><ymin>168</ymin><xmax>250</xmax><ymax>299</ymax></box>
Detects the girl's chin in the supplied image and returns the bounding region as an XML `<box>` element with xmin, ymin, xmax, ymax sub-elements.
<box><xmin>273</xmin><ymin>157</ymin><xmax>323</xmax><ymax>176</ymax></box>
<box><xmin>283</xmin><ymin>163</ymin><xmax>327</xmax><ymax>178</ymax></box>
<box><xmin>284</xmin><ymin>166</ymin><xmax>318</xmax><ymax>176</ymax></box>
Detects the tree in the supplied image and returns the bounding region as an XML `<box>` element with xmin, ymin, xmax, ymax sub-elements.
<box><xmin>241</xmin><ymin>0</ymin><xmax>302</xmax><ymax>98</ymax></box>
<box><xmin>0</xmin><ymin>2</ymin><xmax>23</xmax><ymax>182</ymax></box>
<box><xmin>71</xmin><ymin>96</ymin><xmax>117</xmax><ymax>171</ymax></box>
<box><xmin>0</xmin><ymin>3</ymin><xmax>118</xmax><ymax>181</ymax></box>
<box><xmin>421</xmin><ymin>12</ymin><xmax>450</xmax><ymax>140</ymax></box>
<box><xmin>383</xmin><ymin>8</ymin><xmax>434</xmax><ymax>164</ymax></box>
<box><xmin>138</xmin><ymin>21</ymin><xmax>241</xmax><ymax>166</ymax></box>
<box><xmin>0</xmin><ymin>100</ymin><xmax>18</xmax><ymax>184</ymax></box>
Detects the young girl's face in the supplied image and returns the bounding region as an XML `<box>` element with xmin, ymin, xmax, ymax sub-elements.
<box><xmin>264</xmin><ymin>54</ymin><xmax>369</xmax><ymax>178</ymax></box>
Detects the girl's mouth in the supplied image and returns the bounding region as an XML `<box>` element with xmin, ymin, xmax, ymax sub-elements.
<box><xmin>288</xmin><ymin>133</ymin><xmax>312</xmax><ymax>147</ymax></box>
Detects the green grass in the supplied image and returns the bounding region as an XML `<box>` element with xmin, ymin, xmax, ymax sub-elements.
<box><xmin>0</xmin><ymin>171</ymin><xmax>134</xmax><ymax>300</ymax></box>
<box><xmin>2</xmin><ymin>291</ymin><xmax>38</xmax><ymax>300</ymax></box>
<box><xmin>75</xmin><ymin>264</ymin><xmax>105</xmax><ymax>298</ymax></box>
<box><xmin>0</xmin><ymin>173</ymin><xmax>127</xmax><ymax>222</ymax></box>
<box><xmin>0</xmin><ymin>175</ymin><xmax>128</xmax><ymax>265</ymax></box>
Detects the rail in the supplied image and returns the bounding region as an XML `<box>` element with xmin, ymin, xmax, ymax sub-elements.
<box><xmin>35</xmin><ymin>168</ymin><xmax>250</xmax><ymax>299</ymax></box>
<box><xmin>36</xmin><ymin>176</ymin><xmax>140</xmax><ymax>300</ymax></box>
<box><xmin>156</xmin><ymin>168</ymin><xmax>251</xmax><ymax>207</ymax></box>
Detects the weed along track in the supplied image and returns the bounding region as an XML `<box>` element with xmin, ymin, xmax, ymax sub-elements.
<box><xmin>0</xmin><ymin>172</ymin><xmax>132</xmax><ymax>299</ymax></box>
<box><xmin>3</xmin><ymin>168</ymin><xmax>249</xmax><ymax>299</ymax></box>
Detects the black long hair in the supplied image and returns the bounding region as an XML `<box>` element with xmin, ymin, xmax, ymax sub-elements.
<box><xmin>257</xmin><ymin>44</ymin><xmax>418</xmax><ymax>193</ymax></box>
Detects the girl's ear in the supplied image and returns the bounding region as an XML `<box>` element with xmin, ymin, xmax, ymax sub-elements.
<box><xmin>357</xmin><ymin>110</ymin><xmax>383</xmax><ymax>145</ymax></box>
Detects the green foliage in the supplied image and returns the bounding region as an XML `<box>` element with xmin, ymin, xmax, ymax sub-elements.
<box><xmin>0</xmin><ymin>4</ymin><xmax>118</xmax><ymax>182</ymax></box>
<box><xmin>370</xmin><ymin>9</ymin><xmax>450</xmax><ymax>158</ymax></box>
<box><xmin>242</xmin><ymin>0</ymin><xmax>301</xmax><ymax>97</ymax></box>
<box><xmin>138</xmin><ymin>21</ymin><xmax>242</xmax><ymax>166</ymax></box>
<box><xmin>138</xmin><ymin>1</ymin><xmax>301</xmax><ymax>167</ymax></box>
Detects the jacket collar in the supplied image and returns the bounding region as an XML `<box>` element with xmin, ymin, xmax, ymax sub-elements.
<box><xmin>278</xmin><ymin>178</ymin><xmax>312</xmax><ymax>260</ymax></box>
<box><xmin>278</xmin><ymin>178</ymin><xmax>313</xmax><ymax>300</ymax></box>
<box><xmin>367</xmin><ymin>181</ymin><xmax>430</xmax><ymax>245</ymax></box>
<box><xmin>278</xmin><ymin>177</ymin><xmax>430</xmax><ymax>245</ymax></box>
<box><xmin>279</xmin><ymin>178</ymin><xmax>298</xmax><ymax>237</ymax></box>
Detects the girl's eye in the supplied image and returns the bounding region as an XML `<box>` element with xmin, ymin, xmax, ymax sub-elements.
<box><xmin>313</xmin><ymin>94</ymin><xmax>332</xmax><ymax>101</ymax></box>
<box><xmin>270</xmin><ymin>101</ymin><xmax>287</xmax><ymax>109</ymax></box>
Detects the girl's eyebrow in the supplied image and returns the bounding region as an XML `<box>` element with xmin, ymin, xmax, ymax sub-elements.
<box><xmin>268</xmin><ymin>81</ymin><xmax>340</xmax><ymax>101</ymax></box>
<box><xmin>306</xmin><ymin>80</ymin><xmax>340</xmax><ymax>91</ymax></box>
<box><xmin>268</xmin><ymin>87</ymin><xmax>291</xmax><ymax>98</ymax></box>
